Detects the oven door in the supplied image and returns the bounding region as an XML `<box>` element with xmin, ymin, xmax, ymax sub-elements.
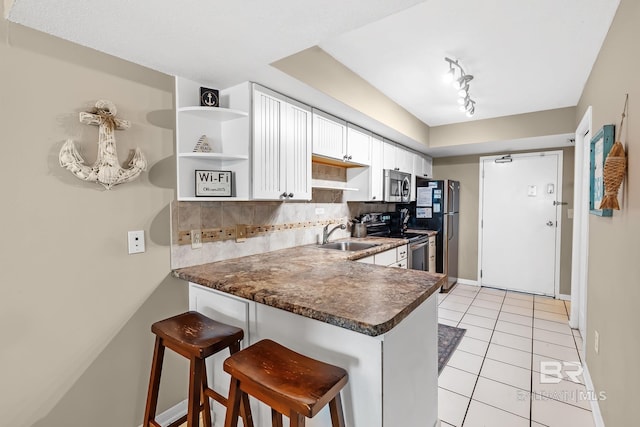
<box><xmin>409</xmin><ymin>240</ymin><xmax>428</xmax><ymax>271</ymax></box>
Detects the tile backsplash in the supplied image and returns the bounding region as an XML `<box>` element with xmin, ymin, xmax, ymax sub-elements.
<box><xmin>170</xmin><ymin>199</ymin><xmax>393</xmax><ymax>269</ymax></box>
<box><xmin>170</xmin><ymin>163</ymin><xmax>395</xmax><ymax>269</ymax></box>
<box><xmin>171</xmin><ymin>163</ymin><xmax>395</xmax><ymax>268</ymax></box>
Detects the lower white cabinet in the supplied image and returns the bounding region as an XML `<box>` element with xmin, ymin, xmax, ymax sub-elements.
<box><xmin>252</xmin><ymin>84</ymin><xmax>312</xmax><ymax>200</ymax></box>
<box><xmin>188</xmin><ymin>282</ymin><xmax>438</xmax><ymax>427</ymax></box>
<box><xmin>428</xmin><ymin>235</ymin><xmax>436</xmax><ymax>272</ymax></box>
<box><xmin>358</xmin><ymin>244</ymin><xmax>408</xmax><ymax>269</ymax></box>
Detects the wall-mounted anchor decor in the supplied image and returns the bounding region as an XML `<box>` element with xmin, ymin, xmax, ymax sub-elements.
<box><xmin>59</xmin><ymin>100</ymin><xmax>147</xmax><ymax>190</ymax></box>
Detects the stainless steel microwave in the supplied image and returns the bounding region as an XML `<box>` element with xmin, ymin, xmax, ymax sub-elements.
<box><xmin>383</xmin><ymin>169</ymin><xmax>411</xmax><ymax>203</ymax></box>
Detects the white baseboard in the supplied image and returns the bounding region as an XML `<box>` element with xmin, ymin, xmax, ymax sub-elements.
<box><xmin>582</xmin><ymin>363</ymin><xmax>605</xmax><ymax>427</ymax></box>
<box><xmin>456</xmin><ymin>279</ymin><xmax>479</xmax><ymax>287</ymax></box>
<box><xmin>138</xmin><ymin>399</ymin><xmax>188</xmax><ymax>427</ymax></box>
<box><xmin>558</xmin><ymin>293</ymin><xmax>571</xmax><ymax>301</ymax></box>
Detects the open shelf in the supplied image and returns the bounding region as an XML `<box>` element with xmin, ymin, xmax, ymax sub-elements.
<box><xmin>178</xmin><ymin>196</ymin><xmax>251</xmax><ymax>202</ymax></box>
<box><xmin>311</xmin><ymin>179</ymin><xmax>359</xmax><ymax>191</ymax></box>
<box><xmin>178</xmin><ymin>152</ymin><xmax>249</xmax><ymax>160</ymax></box>
<box><xmin>178</xmin><ymin>106</ymin><xmax>248</xmax><ymax>121</ymax></box>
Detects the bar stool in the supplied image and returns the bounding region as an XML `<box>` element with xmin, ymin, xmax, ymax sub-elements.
<box><xmin>143</xmin><ymin>311</ymin><xmax>253</xmax><ymax>427</ymax></box>
<box><xmin>223</xmin><ymin>339</ymin><xmax>348</xmax><ymax>427</ymax></box>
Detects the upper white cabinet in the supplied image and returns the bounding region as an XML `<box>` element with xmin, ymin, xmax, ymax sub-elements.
<box><xmin>413</xmin><ymin>154</ymin><xmax>433</xmax><ymax>180</ymax></box>
<box><xmin>383</xmin><ymin>140</ymin><xmax>412</xmax><ymax>173</ymax></box>
<box><xmin>346</xmin><ymin>124</ymin><xmax>372</xmax><ymax>165</ymax></box>
<box><xmin>252</xmin><ymin>85</ymin><xmax>312</xmax><ymax>201</ymax></box>
<box><xmin>312</xmin><ymin>110</ymin><xmax>371</xmax><ymax>166</ymax></box>
<box><xmin>312</xmin><ymin>110</ymin><xmax>347</xmax><ymax>160</ymax></box>
<box><xmin>175</xmin><ymin>77</ymin><xmax>250</xmax><ymax>201</ymax></box>
<box><xmin>345</xmin><ymin>133</ymin><xmax>384</xmax><ymax>202</ymax></box>
<box><xmin>411</xmin><ymin>153</ymin><xmax>433</xmax><ymax>201</ymax></box>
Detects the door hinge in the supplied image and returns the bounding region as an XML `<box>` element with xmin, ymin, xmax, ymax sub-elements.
<box><xmin>481</xmin><ymin>219</ymin><xmax>483</xmax><ymax>228</ymax></box>
<box><xmin>480</xmin><ymin>269</ymin><xmax>483</xmax><ymax>278</ymax></box>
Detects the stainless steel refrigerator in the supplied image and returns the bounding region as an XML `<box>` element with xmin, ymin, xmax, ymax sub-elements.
<box><xmin>412</xmin><ymin>179</ymin><xmax>460</xmax><ymax>292</ymax></box>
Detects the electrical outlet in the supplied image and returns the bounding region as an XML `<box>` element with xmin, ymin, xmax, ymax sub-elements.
<box><xmin>127</xmin><ymin>230</ymin><xmax>145</xmax><ymax>254</ymax></box>
<box><xmin>236</xmin><ymin>224</ymin><xmax>247</xmax><ymax>243</ymax></box>
<box><xmin>191</xmin><ymin>229</ymin><xmax>203</xmax><ymax>249</ymax></box>
<box><xmin>315</xmin><ymin>207</ymin><xmax>325</xmax><ymax>215</ymax></box>
<box><xmin>594</xmin><ymin>330</ymin><xmax>599</xmax><ymax>354</ymax></box>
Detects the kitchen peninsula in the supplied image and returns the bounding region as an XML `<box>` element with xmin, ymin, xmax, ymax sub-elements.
<box><xmin>173</xmin><ymin>238</ymin><xmax>445</xmax><ymax>427</ymax></box>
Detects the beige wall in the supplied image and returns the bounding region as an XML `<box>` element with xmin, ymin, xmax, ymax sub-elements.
<box><xmin>272</xmin><ymin>46</ymin><xmax>430</xmax><ymax>147</ymax></box>
<box><xmin>577</xmin><ymin>0</ymin><xmax>640</xmax><ymax>424</ymax></box>
<box><xmin>430</xmin><ymin>107</ymin><xmax>576</xmax><ymax>148</ymax></box>
<box><xmin>433</xmin><ymin>147</ymin><xmax>574</xmax><ymax>295</ymax></box>
<box><xmin>0</xmin><ymin>13</ymin><xmax>187</xmax><ymax>427</ymax></box>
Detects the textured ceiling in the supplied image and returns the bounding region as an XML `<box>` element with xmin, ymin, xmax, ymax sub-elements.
<box><xmin>320</xmin><ymin>0</ymin><xmax>620</xmax><ymax>126</ymax></box>
<box><xmin>7</xmin><ymin>0</ymin><xmax>620</xmax><ymax>154</ymax></box>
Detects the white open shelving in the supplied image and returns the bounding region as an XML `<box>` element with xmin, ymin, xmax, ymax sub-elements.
<box><xmin>175</xmin><ymin>77</ymin><xmax>251</xmax><ymax>201</ymax></box>
<box><xmin>311</xmin><ymin>179</ymin><xmax>359</xmax><ymax>191</ymax></box>
<box><xmin>177</xmin><ymin>106</ymin><xmax>248</xmax><ymax>121</ymax></box>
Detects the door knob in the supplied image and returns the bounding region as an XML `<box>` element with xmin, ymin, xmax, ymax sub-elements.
<box><xmin>546</xmin><ymin>221</ymin><xmax>554</xmax><ymax>227</ymax></box>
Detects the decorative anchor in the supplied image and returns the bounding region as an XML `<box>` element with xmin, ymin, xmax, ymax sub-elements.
<box><xmin>59</xmin><ymin>100</ymin><xmax>147</xmax><ymax>190</ymax></box>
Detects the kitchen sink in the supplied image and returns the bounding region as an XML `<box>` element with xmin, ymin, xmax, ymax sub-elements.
<box><xmin>318</xmin><ymin>241</ymin><xmax>380</xmax><ymax>251</ymax></box>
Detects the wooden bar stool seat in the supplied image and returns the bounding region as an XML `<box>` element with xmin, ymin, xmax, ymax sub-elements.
<box><xmin>223</xmin><ymin>339</ymin><xmax>348</xmax><ymax>427</ymax></box>
<box><xmin>143</xmin><ymin>311</ymin><xmax>253</xmax><ymax>427</ymax></box>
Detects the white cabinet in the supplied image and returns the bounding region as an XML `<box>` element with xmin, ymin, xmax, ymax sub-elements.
<box><xmin>252</xmin><ymin>85</ymin><xmax>312</xmax><ymax>201</ymax></box>
<box><xmin>346</xmin><ymin>124</ymin><xmax>371</xmax><ymax>165</ymax></box>
<box><xmin>413</xmin><ymin>154</ymin><xmax>433</xmax><ymax>180</ymax></box>
<box><xmin>312</xmin><ymin>110</ymin><xmax>371</xmax><ymax>166</ymax></box>
<box><xmin>175</xmin><ymin>77</ymin><xmax>251</xmax><ymax>201</ymax></box>
<box><xmin>383</xmin><ymin>140</ymin><xmax>412</xmax><ymax>173</ymax></box>
<box><xmin>358</xmin><ymin>244</ymin><xmax>408</xmax><ymax>269</ymax></box>
<box><xmin>411</xmin><ymin>153</ymin><xmax>433</xmax><ymax>201</ymax></box>
<box><xmin>345</xmin><ymin>133</ymin><xmax>384</xmax><ymax>202</ymax></box>
<box><xmin>428</xmin><ymin>235</ymin><xmax>436</xmax><ymax>272</ymax></box>
<box><xmin>369</xmin><ymin>134</ymin><xmax>384</xmax><ymax>201</ymax></box>
<box><xmin>312</xmin><ymin>109</ymin><xmax>347</xmax><ymax>161</ymax></box>
<box><xmin>189</xmin><ymin>282</ymin><xmax>439</xmax><ymax>427</ymax></box>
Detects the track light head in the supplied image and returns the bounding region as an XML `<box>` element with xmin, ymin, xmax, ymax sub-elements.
<box><xmin>443</xmin><ymin>57</ymin><xmax>476</xmax><ymax>118</ymax></box>
<box><xmin>443</xmin><ymin>67</ymin><xmax>455</xmax><ymax>84</ymax></box>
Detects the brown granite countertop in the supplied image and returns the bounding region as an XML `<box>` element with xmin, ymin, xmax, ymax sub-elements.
<box><xmin>172</xmin><ymin>238</ymin><xmax>445</xmax><ymax>337</ymax></box>
<box><xmin>406</xmin><ymin>229</ymin><xmax>438</xmax><ymax>237</ymax></box>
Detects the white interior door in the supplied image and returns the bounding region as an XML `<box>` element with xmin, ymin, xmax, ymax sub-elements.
<box><xmin>571</xmin><ymin>106</ymin><xmax>592</xmax><ymax>338</ymax></box>
<box><xmin>479</xmin><ymin>151</ymin><xmax>563</xmax><ymax>295</ymax></box>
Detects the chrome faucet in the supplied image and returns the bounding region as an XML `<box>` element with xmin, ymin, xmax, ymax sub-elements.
<box><xmin>322</xmin><ymin>223</ymin><xmax>346</xmax><ymax>244</ymax></box>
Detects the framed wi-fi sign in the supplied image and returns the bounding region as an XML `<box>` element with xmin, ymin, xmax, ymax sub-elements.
<box><xmin>195</xmin><ymin>170</ymin><xmax>232</xmax><ymax>197</ymax></box>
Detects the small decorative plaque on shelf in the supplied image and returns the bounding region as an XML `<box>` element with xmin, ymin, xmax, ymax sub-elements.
<box><xmin>195</xmin><ymin>170</ymin><xmax>232</xmax><ymax>197</ymax></box>
<box><xmin>193</xmin><ymin>135</ymin><xmax>213</xmax><ymax>152</ymax></box>
<box><xmin>200</xmin><ymin>87</ymin><xmax>219</xmax><ymax>107</ymax></box>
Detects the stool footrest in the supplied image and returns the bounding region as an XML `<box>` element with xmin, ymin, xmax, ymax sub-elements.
<box><xmin>204</xmin><ymin>387</ymin><xmax>227</xmax><ymax>406</ymax></box>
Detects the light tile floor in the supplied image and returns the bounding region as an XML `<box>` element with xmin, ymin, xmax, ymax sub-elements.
<box><xmin>438</xmin><ymin>284</ymin><xmax>595</xmax><ymax>427</ymax></box>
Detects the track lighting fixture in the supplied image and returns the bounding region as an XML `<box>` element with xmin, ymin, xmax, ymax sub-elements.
<box><xmin>444</xmin><ymin>57</ymin><xmax>476</xmax><ymax>117</ymax></box>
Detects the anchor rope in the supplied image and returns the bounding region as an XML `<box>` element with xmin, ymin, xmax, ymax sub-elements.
<box><xmin>90</xmin><ymin>107</ymin><xmax>118</xmax><ymax>130</ymax></box>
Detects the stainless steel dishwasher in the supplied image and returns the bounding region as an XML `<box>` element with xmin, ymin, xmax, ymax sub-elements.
<box><xmin>408</xmin><ymin>235</ymin><xmax>430</xmax><ymax>271</ymax></box>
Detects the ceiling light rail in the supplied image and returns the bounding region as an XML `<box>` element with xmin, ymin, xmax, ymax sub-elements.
<box><xmin>443</xmin><ymin>57</ymin><xmax>476</xmax><ymax>117</ymax></box>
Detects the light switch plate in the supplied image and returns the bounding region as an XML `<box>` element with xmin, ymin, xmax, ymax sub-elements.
<box><xmin>128</xmin><ymin>230</ymin><xmax>145</xmax><ymax>254</ymax></box>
